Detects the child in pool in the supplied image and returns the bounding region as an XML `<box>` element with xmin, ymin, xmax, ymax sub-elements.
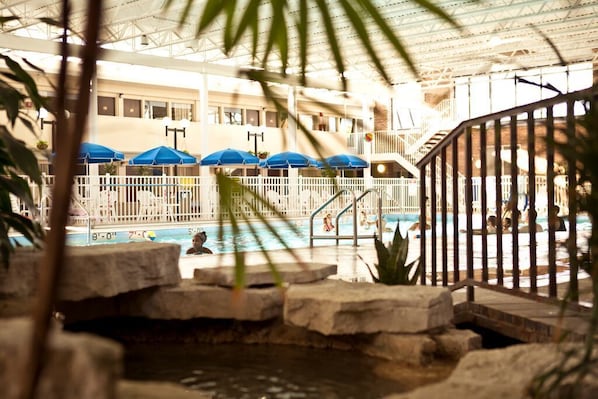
<box><xmin>186</xmin><ymin>231</ymin><xmax>214</xmax><ymax>255</ymax></box>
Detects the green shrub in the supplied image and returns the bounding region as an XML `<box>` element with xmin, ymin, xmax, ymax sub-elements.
<box><xmin>364</xmin><ymin>223</ymin><xmax>420</xmax><ymax>285</ymax></box>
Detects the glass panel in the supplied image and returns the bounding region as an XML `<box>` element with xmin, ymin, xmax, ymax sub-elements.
<box><xmin>97</xmin><ymin>96</ymin><xmax>115</xmax><ymax>116</ymax></box>
<box><xmin>470</xmin><ymin>76</ymin><xmax>490</xmax><ymax>117</ymax></box>
<box><xmin>246</xmin><ymin>109</ymin><xmax>260</xmax><ymax>126</ymax></box>
<box><xmin>299</xmin><ymin>114</ymin><xmax>313</xmax><ymax>130</ymax></box>
<box><xmin>355</xmin><ymin>118</ymin><xmax>364</xmax><ymax>133</ymax></box>
<box><xmin>339</xmin><ymin>117</ymin><xmax>353</xmax><ymax>133</ymax></box>
<box><xmin>123</xmin><ymin>99</ymin><xmax>142</xmax><ymax>118</ymax></box>
<box><xmin>223</xmin><ymin>107</ymin><xmax>242</xmax><ymax>125</ymax></box>
<box><xmin>208</xmin><ymin>106</ymin><xmax>220</xmax><ymax>124</ymax></box>
<box><xmin>266</xmin><ymin>111</ymin><xmax>278</xmax><ymax>127</ymax></box>
<box><xmin>328</xmin><ymin>117</ymin><xmax>337</xmax><ymax>132</ymax></box>
<box><xmin>145</xmin><ymin>100</ymin><xmax>167</xmax><ymax>119</ymax></box>
<box><xmin>171</xmin><ymin>102</ymin><xmax>193</xmax><ymax>121</ymax></box>
<box><xmin>491</xmin><ymin>73</ymin><xmax>515</xmax><ymax>113</ymax></box>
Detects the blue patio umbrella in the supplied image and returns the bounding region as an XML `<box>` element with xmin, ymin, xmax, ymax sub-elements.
<box><xmin>322</xmin><ymin>154</ymin><xmax>369</xmax><ymax>169</ymax></box>
<box><xmin>128</xmin><ymin>145</ymin><xmax>197</xmax><ymax>165</ymax></box>
<box><xmin>78</xmin><ymin>142</ymin><xmax>124</xmax><ymax>164</ymax></box>
<box><xmin>259</xmin><ymin>151</ymin><xmax>320</xmax><ymax>168</ymax></box>
<box><xmin>200</xmin><ymin>148</ymin><xmax>259</xmax><ymax>166</ymax></box>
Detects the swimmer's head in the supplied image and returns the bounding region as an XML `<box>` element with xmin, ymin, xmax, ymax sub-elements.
<box><xmin>192</xmin><ymin>231</ymin><xmax>207</xmax><ymax>247</ymax></box>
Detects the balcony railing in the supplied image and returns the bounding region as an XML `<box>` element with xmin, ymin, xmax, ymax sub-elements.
<box><xmin>416</xmin><ymin>86</ymin><xmax>596</xmax><ymax>307</ymax></box>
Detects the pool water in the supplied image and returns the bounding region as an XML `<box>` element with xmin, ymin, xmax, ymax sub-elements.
<box><xmin>124</xmin><ymin>342</ymin><xmax>453</xmax><ymax>399</ymax></box>
<box><xmin>64</xmin><ymin>214</ymin><xmax>420</xmax><ymax>255</ymax></box>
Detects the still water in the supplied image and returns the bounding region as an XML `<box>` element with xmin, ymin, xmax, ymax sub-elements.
<box><xmin>124</xmin><ymin>342</ymin><xmax>451</xmax><ymax>399</ymax></box>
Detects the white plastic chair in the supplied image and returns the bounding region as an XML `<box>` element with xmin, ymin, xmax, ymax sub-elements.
<box><xmin>136</xmin><ymin>190</ymin><xmax>162</xmax><ymax>221</ymax></box>
<box><xmin>98</xmin><ymin>190</ymin><xmax>117</xmax><ymax>222</ymax></box>
<box><xmin>265</xmin><ymin>189</ymin><xmax>287</xmax><ymax>213</ymax></box>
<box><xmin>300</xmin><ymin>189</ymin><xmax>315</xmax><ymax>215</ymax></box>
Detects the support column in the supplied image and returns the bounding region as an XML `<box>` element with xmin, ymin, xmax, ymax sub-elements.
<box><xmin>199</xmin><ymin>73</ymin><xmax>211</xmax><ymax>219</ymax></box>
<box><xmin>363</xmin><ymin>96</ymin><xmax>373</xmax><ymax>186</ymax></box>
<box><xmin>287</xmin><ymin>86</ymin><xmax>298</xmax><ymax>152</ymax></box>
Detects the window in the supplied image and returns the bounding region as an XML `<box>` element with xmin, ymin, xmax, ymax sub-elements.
<box><xmin>145</xmin><ymin>100</ymin><xmax>167</xmax><ymax>119</ymax></box>
<box><xmin>339</xmin><ymin>117</ymin><xmax>353</xmax><ymax>133</ymax></box>
<box><xmin>208</xmin><ymin>106</ymin><xmax>220</xmax><ymax>124</ymax></box>
<box><xmin>123</xmin><ymin>99</ymin><xmax>142</xmax><ymax>118</ymax></box>
<box><xmin>223</xmin><ymin>107</ymin><xmax>242</xmax><ymax>125</ymax></box>
<box><xmin>354</xmin><ymin>118</ymin><xmax>364</xmax><ymax>133</ymax></box>
<box><xmin>299</xmin><ymin>114</ymin><xmax>313</xmax><ymax>130</ymax></box>
<box><xmin>328</xmin><ymin>116</ymin><xmax>337</xmax><ymax>132</ymax></box>
<box><xmin>98</xmin><ymin>96</ymin><xmax>115</xmax><ymax>116</ymax></box>
<box><xmin>246</xmin><ymin>109</ymin><xmax>260</xmax><ymax>126</ymax></box>
<box><xmin>266</xmin><ymin>111</ymin><xmax>278</xmax><ymax>127</ymax></box>
<box><xmin>171</xmin><ymin>102</ymin><xmax>193</xmax><ymax>121</ymax></box>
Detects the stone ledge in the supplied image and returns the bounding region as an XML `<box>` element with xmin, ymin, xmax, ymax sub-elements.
<box><xmin>0</xmin><ymin>243</ymin><xmax>181</xmax><ymax>301</ymax></box>
<box><xmin>123</xmin><ymin>280</ymin><xmax>284</xmax><ymax>321</ymax></box>
<box><xmin>194</xmin><ymin>262</ymin><xmax>337</xmax><ymax>287</ymax></box>
<box><xmin>284</xmin><ymin>279</ymin><xmax>454</xmax><ymax>335</ymax></box>
<box><xmin>59</xmin><ymin>280</ymin><xmax>285</xmax><ymax>322</ymax></box>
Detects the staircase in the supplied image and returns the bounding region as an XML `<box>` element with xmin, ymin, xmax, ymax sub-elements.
<box><xmin>348</xmin><ymin>98</ymin><xmax>460</xmax><ymax>175</ymax></box>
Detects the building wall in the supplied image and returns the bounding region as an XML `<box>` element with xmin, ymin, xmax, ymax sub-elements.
<box><xmin>7</xmin><ymin>70</ymin><xmax>372</xmax><ymax>163</ymax></box>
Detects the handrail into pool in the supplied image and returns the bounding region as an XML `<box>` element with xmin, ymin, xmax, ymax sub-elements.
<box><xmin>309</xmin><ymin>188</ymin><xmax>383</xmax><ymax>247</ymax></box>
<box><xmin>65</xmin><ymin>197</ymin><xmax>92</xmax><ymax>245</ymax></box>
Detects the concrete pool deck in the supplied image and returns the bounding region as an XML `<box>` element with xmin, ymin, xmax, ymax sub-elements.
<box><xmin>179</xmin><ymin>244</ymin><xmax>380</xmax><ymax>282</ymax></box>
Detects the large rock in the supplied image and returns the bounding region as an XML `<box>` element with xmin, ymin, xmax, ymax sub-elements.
<box><xmin>194</xmin><ymin>262</ymin><xmax>337</xmax><ymax>287</ymax></box>
<box><xmin>0</xmin><ymin>318</ymin><xmax>122</xmax><ymax>399</ymax></box>
<box><xmin>284</xmin><ymin>279</ymin><xmax>453</xmax><ymax>335</ymax></box>
<box><xmin>385</xmin><ymin>343</ymin><xmax>598</xmax><ymax>399</ymax></box>
<box><xmin>0</xmin><ymin>243</ymin><xmax>181</xmax><ymax>301</ymax></box>
<box><xmin>359</xmin><ymin>333</ymin><xmax>437</xmax><ymax>366</ymax></box>
<box><xmin>123</xmin><ymin>280</ymin><xmax>284</xmax><ymax>321</ymax></box>
<box><xmin>431</xmin><ymin>328</ymin><xmax>482</xmax><ymax>360</ymax></box>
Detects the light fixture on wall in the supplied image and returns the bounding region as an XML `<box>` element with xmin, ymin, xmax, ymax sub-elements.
<box><xmin>38</xmin><ymin>107</ymin><xmax>56</xmax><ymax>152</ymax></box>
<box><xmin>140</xmin><ymin>34</ymin><xmax>149</xmax><ymax>46</ymax></box>
<box><xmin>376</xmin><ymin>164</ymin><xmax>386</xmax><ymax>174</ymax></box>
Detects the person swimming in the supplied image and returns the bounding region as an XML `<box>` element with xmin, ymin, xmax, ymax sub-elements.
<box><xmin>186</xmin><ymin>231</ymin><xmax>213</xmax><ymax>255</ymax></box>
<box><xmin>323</xmin><ymin>213</ymin><xmax>335</xmax><ymax>232</ymax></box>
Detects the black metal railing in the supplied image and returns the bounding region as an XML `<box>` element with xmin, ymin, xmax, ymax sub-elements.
<box><xmin>416</xmin><ymin>86</ymin><xmax>597</xmax><ymax>306</ymax></box>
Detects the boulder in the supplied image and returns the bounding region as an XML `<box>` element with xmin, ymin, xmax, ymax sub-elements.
<box><xmin>0</xmin><ymin>318</ymin><xmax>122</xmax><ymax>399</ymax></box>
<box><xmin>284</xmin><ymin>279</ymin><xmax>453</xmax><ymax>335</ymax></box>
<box><xmin>0</xmin><ymin>243</ymin><xmax>181</xmax><ymax>301</ymax></box>
<box><xmin>360</xmin><ymin>333</ymin><xmax>437</xmax><ymax>366</ymax></box>
<box><xmin>432</xmin><ymin>328</ymin><xmax>482</xmax><ymax>360</ymax></box>
<box><xmin>384</xmin><ymin>343</ymin><xmax>598</xmax><ymax>399</ymax></box>
<box><xmin>194</xmin><ymin>262</ymin><xmax>337</xmax><ymax>287</ymax></box>
<box><xmin>123</xmin><ymin>280</ymin><xmax>284</xmax><ymax>321</ymax></box>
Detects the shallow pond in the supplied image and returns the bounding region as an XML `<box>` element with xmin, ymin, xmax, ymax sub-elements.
<box><xmin>124</xmin><ymin>342</ymin><xmax>454</xmax><ymax>399</ymax></box>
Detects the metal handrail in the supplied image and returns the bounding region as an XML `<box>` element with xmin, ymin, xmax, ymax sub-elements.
<box><xmin>309</xmin><ymin>188</ymin><xmax>384</xmax><ymax>247</ymax></box>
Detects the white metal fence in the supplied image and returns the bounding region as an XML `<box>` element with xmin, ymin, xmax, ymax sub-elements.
<box><xmin>15</xmin><ymin>173</ymin><xmax>567</xmax><ymax>229</ymax></box>
<box><xmin>27</xmin><ymin>175</ymin><xmax>422</xmax><ymax>228</ymax></box>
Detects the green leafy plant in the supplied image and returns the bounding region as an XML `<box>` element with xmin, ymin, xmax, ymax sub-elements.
<box><xmin>362</xmin><ymin>223</ymin><xmax>420</xmax><ymax>285</ymax></box>
<box><xmin>0</xmin><ymin>54</ymin><xmax>46</xmax><ymax>268</ymax></box>
<box><xmin>35</xmin><ymin>140</ymin><xmax>48</xmax><ymax>150</ymax></box>
<box><xmin>102</xmin><ymin>161</ymin><xmax>118</xmax><ymax>175</ymax></box>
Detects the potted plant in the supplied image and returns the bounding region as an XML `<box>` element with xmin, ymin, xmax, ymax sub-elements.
<box><xmin>36</xmin><ymin>140</ymin><xmax>48</xmax><ymax>150</ymax></box>
<box><xmin>103</xmin><ymin>162</ymin><xmax>118</xmax><ymax>175</ymax></box>
<box><xmin>361</xmin><ymin>223</ymin><xmax>420</xmax><ymax>285</ymax></box>
<box><xmin>258</xmin><ymin>151</ymin><xmax>269</xmax><ymax>159</ymax></box>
